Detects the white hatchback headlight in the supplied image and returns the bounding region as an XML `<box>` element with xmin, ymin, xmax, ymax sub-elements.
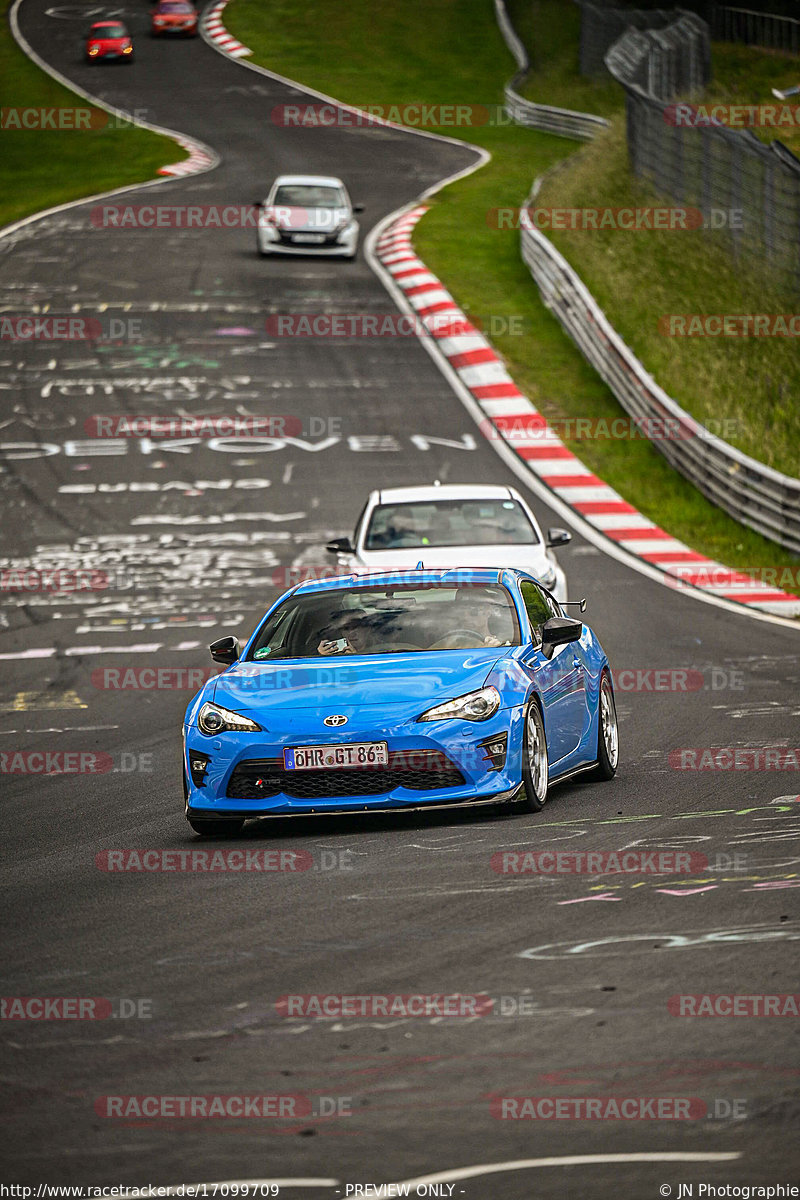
<box><xmin>418</xmin><ymin>686</ymin><xmax>501</xmax><ymax>723</ymax></box>
<box><xmin>538</xmin><ymin>564</ymin><xmax>557</xmax><ymax>590</ymax></box>
<box><xmin>197</xmin><ymin>702</ymin><xmax>261</xmax><ymax>736</ymax></box>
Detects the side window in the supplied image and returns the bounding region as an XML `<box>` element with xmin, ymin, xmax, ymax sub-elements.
<box><xmin>520</xmin><ymin>581</ymin><xmax>552</xmax><ymax>645</ymax></box>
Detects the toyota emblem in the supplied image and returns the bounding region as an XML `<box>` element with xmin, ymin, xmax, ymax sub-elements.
<box><xmin>323</xmin><ymin>714</ymin><xmax>348</xmax><ymax>727</ymax></box>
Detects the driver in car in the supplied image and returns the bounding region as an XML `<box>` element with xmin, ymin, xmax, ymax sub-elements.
<box><xmin>317</xmin><ymin>613</ymin><xmax>370</xmax><ymax>656</ymax></box>
<box><xmin>451</xmin><ymin>589</ymin><xmax>514</xmax><ymax>647</ymax></box>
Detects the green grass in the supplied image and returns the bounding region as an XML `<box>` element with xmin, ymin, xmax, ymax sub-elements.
<box><xmin>509</xmin><ymin>0</ymin><xmax>800</xmax><ymax>157</ymax></box>
<box><xmin>705</xmin><ymin>42</ymin><xmax>800</xmax><ymax>157</ymax></box>
<box><xmin>1</xmin><ymin>4</ymin><xmax>180</xmax><ymax>230</ymax></box>
<box><xmin>508</xmin><ymin>0</ymin><xmax>623</xmax><ymax>119</ymax></box>
<box><xmin>226</xmin><ymin>0</ymin><xmax>800</xmax><ymax>596</ymax></box>
<box><xmin>537</xmin><ymin>122</ymin><xmax>800</xmax><ymax>478</ymax></box>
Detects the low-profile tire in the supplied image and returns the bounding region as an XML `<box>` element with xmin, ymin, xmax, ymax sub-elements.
<box><xmin>587</xmin><ymin>668</ymin><xmax>619</xmax><ymax>781</ymax></box>
<box><xmin>519</xmin><ymin>698</ymin><xmax>548</xmax><ymax>813</ymax></box>
<box><xmin>187</xmin><ymin>817</ymin><xmax>245</xmax><ymax>836</ymax></box>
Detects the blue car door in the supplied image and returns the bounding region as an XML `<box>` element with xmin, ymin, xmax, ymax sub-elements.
<box><xmin>519</xmin><ymin>580</ymin><xmax>586</xmax><ymax>764</ymax></box>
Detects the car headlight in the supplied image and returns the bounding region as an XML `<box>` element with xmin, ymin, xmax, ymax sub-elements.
<box><xmin>418</xmin><ymin>686</ymin><xmax>501</xmax><ymax>723</ymax></box>
<box><xmin>197</xmin><ymin>702</ymin><xmax>262</xmax><ymax>736</ymax></box>
<box><xmin>538</xmin><ymin>564</ymin><xmax>557</xmax><ymax>590</ymax></box>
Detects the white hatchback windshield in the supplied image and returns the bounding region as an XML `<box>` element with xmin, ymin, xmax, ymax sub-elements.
<box><xmin>365</xmin><ymin>499</ymin><xmax>539</xmax><ymax>550</ymax></box>
<box><xmin>273</xmin><ymin>186</ymin><xmax>345</xmax><ymax>208</ymax></box>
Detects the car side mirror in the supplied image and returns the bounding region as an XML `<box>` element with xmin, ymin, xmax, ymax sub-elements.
<box><xmin>546</xmin><ymin>527</ymin><xmax>572</xmax><ymax>548</ymax></box>
<box><xmin>326</xmin><ymin>536</ymin><xmax>354</xmax><ymax>555</ymax></box>
<box><xmin>252</xmin><ymin>199</ymin><xmax>263</xmax><ymax>208</ymax></box>
<box><xmin>353</xmin><ymin>203</ymin><xmax>365</xmax><ymax>213</ymax></box>
<box><xmin>209</xmin><ymin>635</ymin><xmax>240</xmax><ymax>665</ymax></box>
<box><xmin>540</xmin><ymin>616</ymin><xmax>582</xmax><ymax>659</ymax></box>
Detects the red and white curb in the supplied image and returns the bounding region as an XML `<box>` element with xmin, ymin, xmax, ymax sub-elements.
<box><xmin>377</xmin><ymin>207</ymin><xmax>800</xmax><ymax>618</ymax></box>
<box><xmin>158</xmin><ymin>134</ymin><xmax>216</xmax><ymax>177</ymax></box>
<box><xmin>201</xmin><ymin>0</ymin><xmax>252</xmax><ymax>57</ymax></box>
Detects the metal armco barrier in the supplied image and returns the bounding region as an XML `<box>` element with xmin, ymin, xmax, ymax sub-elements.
<box><xmin>495</xmin><ymin>0</ymin><xmax>611</xmax><ymax>141</ymax></box>
<box><xmin>712</xmin><ymin>5</ymin><xmax>800</xmax><ymax>54</ymax></box>
<box><xmin>494</xmin><ymin>0</ymin><xmax>800</xmax><ymax>553</ymax></box>
<box><xmin>520</xmin><ymin>181</ymin><xmax>800</xmax><ymax>553</ymax></box>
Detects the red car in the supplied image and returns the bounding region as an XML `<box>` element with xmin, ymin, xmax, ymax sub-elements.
<box><xmin>150</xmin><ymin>0</ymin><xmax>199</xmax><ymax>36</ymax></box>
<box><xmin>86</xmin><ymin>20</ymin><xmax>133</xmax><ymax>62</ymax></box>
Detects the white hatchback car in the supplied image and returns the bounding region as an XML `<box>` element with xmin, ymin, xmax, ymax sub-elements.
<box><xmin>326</xmin><ymin>484</ymin><xmax>572</xmax><ymax>602</ymax></box>
<box><xmin>254</xmin><ymin>174</ymin><xmax>362</xmax><ymax>259</ymax></box>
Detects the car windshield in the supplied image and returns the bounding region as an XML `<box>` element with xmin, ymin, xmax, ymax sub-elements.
<box><xmin>272</xmin><ymin>185</ymin><xmax>345</xmax><ymax>209</ymax></box>
<box><xmin>93</xmin><ymin>23</ymin><xmax>127</xmax><ymax>36</ymax></box>
<box><xmin>364</xmin><ymin>499</ymin><xmax>540</xmax><ymax>550</ymax></box>
<box><xmin>247</xmin><ymin>583</ymin><xmax>521</xmax><ymax>659</ymax></box>
<box><xmin>158</xmin><ymin>2</ymin><xmax>193</xmax><ymax>10</ymax></box>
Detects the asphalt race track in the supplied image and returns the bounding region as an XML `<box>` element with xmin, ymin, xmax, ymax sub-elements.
<box><xmin>2</xmin><ymin>2</ymin><xmax>799</xmax><ymax>1194</ymax></box>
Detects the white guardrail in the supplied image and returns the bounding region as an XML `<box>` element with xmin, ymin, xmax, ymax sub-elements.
<box><xmin>494</xmin><ymin>0</ymin><xmax>611</xmax><ymax>140</ymax></box>
<box><xmin>495</xmin><ymin>0</ymin><xmax>800</xmax><ymax>554</ymax></box>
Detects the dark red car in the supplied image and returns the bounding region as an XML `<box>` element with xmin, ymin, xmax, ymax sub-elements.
<box><xmin>150</xmin><ymin>0</ymin><xmax>199</xmax><ymax>36</ymax></box>
<box><xmin>86</xmin><ymin>20</ymin><xmax>134</xmax><ymax>62</ymax></box>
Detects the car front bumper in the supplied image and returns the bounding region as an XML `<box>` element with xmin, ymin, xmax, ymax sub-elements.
<box><xmin>183</xmin><ymin>706</ymin><xmax>525</xmax><ymax>818</ymax></box>
<box><xmin>257</xmin><ymin>224</ymin><xmax>358</xmax><ymax>258</ymax></box>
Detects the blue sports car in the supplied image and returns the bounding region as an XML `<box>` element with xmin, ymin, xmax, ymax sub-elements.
<box><xmin>182</xmin><ymin>568</ymin><xmax>618</xmax><ymax>834</ymax></box>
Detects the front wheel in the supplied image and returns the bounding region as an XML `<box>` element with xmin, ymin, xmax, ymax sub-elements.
<box><xmin>519</xmin><ymin>698</ymin><xmax>548</xmax><ymax>812</ymax></box>
<box><xmin>588</xmin><ymin>669</ymin><xmax>619</xmax><ymax>780</ymax></box>
<box><xmin>188</xmin><ymin>817</ymin><xmax>245</xmax><ymax>836</ymax></box>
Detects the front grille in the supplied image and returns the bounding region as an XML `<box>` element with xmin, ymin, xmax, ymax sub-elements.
<box><xmin>226</xmin><ymin>750</ymin><xmax>465</xmax><ymax>800</ymax></box>
<box><xmin>277</xmin><ymin>230</ymin><xmax>339</xmax><ymax>246</ymax></box>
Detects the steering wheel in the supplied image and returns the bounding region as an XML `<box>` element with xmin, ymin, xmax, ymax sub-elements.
<box><xmin>428</xmin><ymin>628</ymin><xmax>484</xmax><ymax>650</ymax></box>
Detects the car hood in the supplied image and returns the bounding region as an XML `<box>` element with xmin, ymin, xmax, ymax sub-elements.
<box><xmin>356</xmin><ymin>544</ymin><xmax>553</xmax><ymax>572</ymax></box>
<box><xmin>211</xmin><ymin>648</ymin><xmax>507</xmax><ymax>714</ymax></box>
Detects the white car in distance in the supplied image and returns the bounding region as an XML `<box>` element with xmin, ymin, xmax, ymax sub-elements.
<box><xmin>326</xmin><ymin>484</ymin><xmax>572</xmax><ymax>602</ymax></box>
<box><xmin>254</xmin><ymin>174</ymin><xmax>362</xmax><ymax>259</ymax></box>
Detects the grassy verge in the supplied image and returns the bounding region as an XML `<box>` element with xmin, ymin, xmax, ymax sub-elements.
<box><xmin>1</xmin><ymin>5</ymin><xmax>180</xmax><ymax>230</ymax></box>
<box><xmin>512</xmin><ymin>0</ymin><xmax>800</xmax><ymax>157</ymax></box>
<box><xmin>226</xmin><ymin>0</ymin><xmax>800</xmax><ymax>594</ymax></box>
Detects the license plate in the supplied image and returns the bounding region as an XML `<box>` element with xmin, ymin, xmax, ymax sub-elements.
<box><xmin>284</xmin><ymin>742</ymin><xmax>388</xmax><ymax>770</ymax></box>
<box><xmin>293</xmin><ymin>233</ymin><xmax>325</xmax><ymax>245</ymax></box>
